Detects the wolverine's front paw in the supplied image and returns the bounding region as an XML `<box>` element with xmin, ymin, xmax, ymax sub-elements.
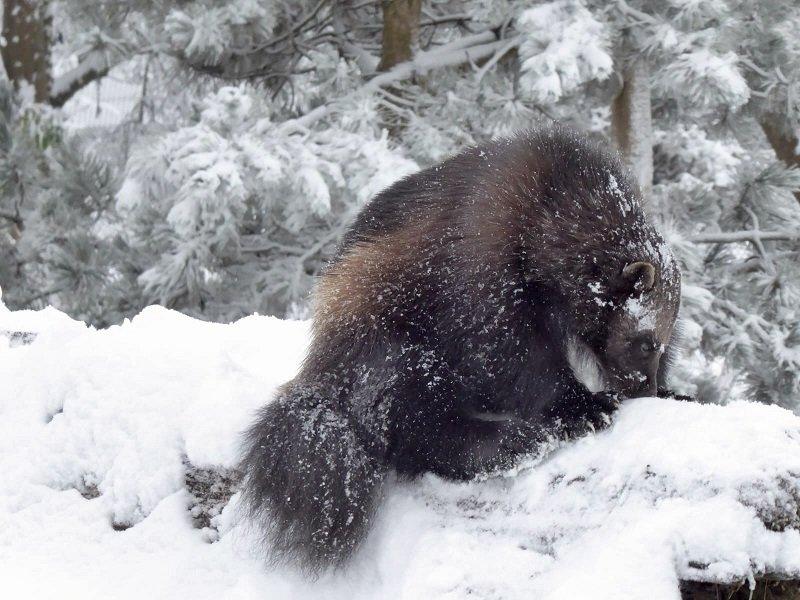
<box><xmin>559</xmin><ymin>391</ymin><xmax>621</xmax><ymax>439</ymax></box>
<box><xmin>657</xmin><ymin>388</ymin><xmax>695</xmax><ymax>402</ymax></box>
<box><xmin>585</xmin><ymin>390</ymin><xmax>621</xmax><ymax>431</ymax></box>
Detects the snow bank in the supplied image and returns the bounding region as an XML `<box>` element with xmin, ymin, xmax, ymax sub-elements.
<box><xmin>2</xmin><ymin>302</ymin><xmax>799</xmax><ymax>599</ymax></box>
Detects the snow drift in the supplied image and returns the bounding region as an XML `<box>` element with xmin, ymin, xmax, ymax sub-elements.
<box><xmin>1</xmin><ymin>300</ymin><xmax>799</xmax><ymax>600</ymax></box>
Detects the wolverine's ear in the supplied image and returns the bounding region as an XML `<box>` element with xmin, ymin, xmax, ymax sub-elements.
<box><xmin>621</xmin><ymin>261</ymin><xmax>655</xmax><ymax>294</ymax></box>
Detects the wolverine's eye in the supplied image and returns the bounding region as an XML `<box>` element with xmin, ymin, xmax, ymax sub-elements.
<box><xmin>640</xmin><ymin>341</ymin><xmax>655</xmax><ymax>354</ymax></box>
<box><xmin>630</xmin><ymin>337</ymin><xmax>657</xmax><ymax>355</ymax></box>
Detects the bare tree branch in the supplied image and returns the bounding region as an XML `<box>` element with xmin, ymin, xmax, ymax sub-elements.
<box><xmin>18</xmin><ymin>285</ymin><xmax>67</xmax><ymax>307</ymax></box>
<box><xmin>475</xmin><ymin>38</ymin><xmax>517</xmax><ymax>85</ymax></box>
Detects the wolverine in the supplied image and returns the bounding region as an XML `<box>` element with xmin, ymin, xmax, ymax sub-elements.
<box><xmin>240</xmin><ymin>124</ymin><xmax>682</xmax><ymax>572</ymax></box>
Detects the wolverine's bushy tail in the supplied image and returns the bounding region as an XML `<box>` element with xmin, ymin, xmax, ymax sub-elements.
<box><xmin>239</xmin><ymin>380</ymin><xmax>385</xmax><ymax>573</ymax></box>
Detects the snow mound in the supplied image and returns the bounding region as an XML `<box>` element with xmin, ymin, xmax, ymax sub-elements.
<box><xmin>1</xmin><ymin>302</ymin><xmax>799</xmax><ymax>599</ymax></box>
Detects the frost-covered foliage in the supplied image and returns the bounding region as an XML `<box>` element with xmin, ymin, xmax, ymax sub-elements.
<box><xmin>165</xmin><ymin>0</ymin><xmax>280</xmax><ymax>68</ymax></box>
<box><xmin>1</xmin><ymin>0</ymin><xmax>800</xmax><ymax>408</ymax></box>
<box><xmin>3</xmin><ymin>303</ymin><xmax>800</xmax><ymax>598</ymax></box>
<box><xmin>120</xmin><ymin>85</ymin><xmax>416</xmax><ymax>319</ymax></box>
<box><xmin>0</xmin><ymin>83</ymin><xmax>132</xmax><ymax>326</ymax></box>
<box><xmin>655</xmin><ymin>124</ymin><xmax>800</xmax><ymax>407</ymax></box>
<box><xmin>517</xmin><ymin>1</ymin><xmax>613</xmax><ymax>104</ymax></box>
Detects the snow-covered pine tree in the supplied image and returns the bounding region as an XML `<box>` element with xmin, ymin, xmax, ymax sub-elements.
<box><xmin>119</xmin><ymin>84</ymin><xmax>416</xmax><ymax>320</ymax></box>
<box><xmin>0</xmin><ymin>81</ymin><xmax>134</xmax><ymax>325</ymax></box>
<box><xmin>604</xmin><ymin>0</ymin><xmax>800</xmax><ymax>407</ymax></box>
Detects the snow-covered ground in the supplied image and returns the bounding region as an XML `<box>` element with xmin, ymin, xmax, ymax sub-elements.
<box><xmin>2</xmin><ymin>300</ymin><xmax>800</xmax><ymax>600</ymax></box>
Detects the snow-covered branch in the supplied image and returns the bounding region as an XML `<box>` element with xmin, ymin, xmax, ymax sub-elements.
<box><xmin>713</xmin><ymin>298</ymin><xmax>773</xmax><ymax>344</ymax></box>
<box><xmin>0</xmin><ymin>210</ymin><xmax>21</xmax><ymax>224</ymax></box>
<box><xmin>281</xmin><ymin>30</ymin><xmax>516</xmax><ymax>133</ymax></box>
<box><xmin>50</xmin><ymin>48</ymin><xmax>113</xmax><ymax>107</ymax></box>
<box><xmin>420</xmin><ymin>13</ymin><xmax>472</xmax><ymax>26</ymax></box>
<box><xmin>615</xmin><ymin>0</ymin><xmax>659</xmax><ymax>25</ymax></box>
<box><xmin>365</xmin><ymin>36</ymin><xmax>514</xmax><ymax>90</ymax></box>
<box><xmin>688</xmin><ymin>230</ymin><xmax>799</xmax><ymax>244</ymax></box>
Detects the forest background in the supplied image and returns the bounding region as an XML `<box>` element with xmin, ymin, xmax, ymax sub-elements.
<box><xmin>1</xmin><ymin>0</ymin><xmax>799</xmax><ymax>409</ymax></box>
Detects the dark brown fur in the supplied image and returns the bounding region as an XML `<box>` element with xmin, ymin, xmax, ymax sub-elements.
<box><xmin>240</xmin><ymin>125</ymin><xmax>682</xmax><ymax>573</ymax></box>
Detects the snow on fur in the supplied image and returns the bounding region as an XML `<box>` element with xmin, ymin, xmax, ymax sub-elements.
<box><xmin>1</xmin><ymin>301</ymin><xmax>799</xmax><ymax>599</ymax></box>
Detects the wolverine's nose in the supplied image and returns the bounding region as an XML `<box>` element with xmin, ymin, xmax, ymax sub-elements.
<box><xmin>607</xmin><ymin>366</ymin><xmax>658</xmax><ymax>398</ymax></box>
<box><xmin>629</xmin><ymin>378</ymin><xmax>657</xmax><ymax>398</ymax></box>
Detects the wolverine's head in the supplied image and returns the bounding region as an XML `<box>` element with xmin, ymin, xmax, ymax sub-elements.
<box><xmin>601</xmin><ymin>260</ymin><xmax>681</xmax><ymax>397</ymax></box>
<box><xmin>569</xmin><ymin>258</ymin><xmax>681</xmax><ymax>399</ymax></box>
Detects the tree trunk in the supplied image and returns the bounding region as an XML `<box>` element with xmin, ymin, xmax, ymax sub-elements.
<box><xmin>378</xmin><ymin>0</ymin><xmax>422</xmax><ymax>72</ymax></box>
<box><xmin>611</xmin><ymin>57</ymin><xmax>654</xmax><ymax>210</ymax></box>
<box><xmin>760</xmin><ymin>113</ymin><xmax>800</xmax><ymax>203</ymax></box>
<box><xmin>1</xmin><ymin>0</ymin><xmax>52</xmax><ymax>103</ymax></box>
<box><xmin>376</xmin><ymin>0</ymin><xmax>422</xmax><ymax>138</ymax></box>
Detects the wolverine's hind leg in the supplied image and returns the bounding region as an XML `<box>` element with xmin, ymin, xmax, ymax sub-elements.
<box><xmin>378</xmin><ymin>373</ymin><xmax>546</xmax><ymax>480</ymax></box>
<box><xmin>419</xmin><ymin>411</ymin><xmax>547</xmax><ymax>480</ymax></box>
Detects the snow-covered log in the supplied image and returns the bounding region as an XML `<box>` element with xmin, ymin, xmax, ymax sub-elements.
<box><xmin>1</xmin><ymin>302</ymin><xmax>799</xmax><ymax>599</ymax></box>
